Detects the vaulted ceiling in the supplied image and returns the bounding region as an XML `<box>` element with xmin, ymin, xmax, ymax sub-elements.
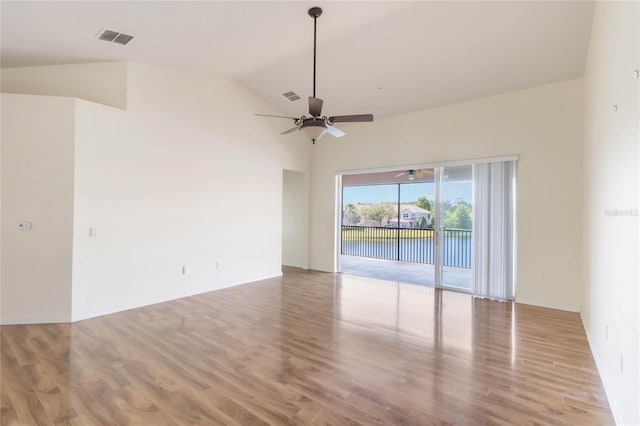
<box><xmin>1</xmin><ymin>1</ymin><xmax>594</xmax><ymax>118</ymax></box>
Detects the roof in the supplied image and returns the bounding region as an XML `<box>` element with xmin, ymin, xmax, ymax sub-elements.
<box><xmin>400</xmin><ymin>205</ymin><xmax>429</xmax><ymax>214</ymax></box>
<box><xmin>346</xmin><ymin>203</ymin><xmax>429</xmax><ymax>214</ymax></box>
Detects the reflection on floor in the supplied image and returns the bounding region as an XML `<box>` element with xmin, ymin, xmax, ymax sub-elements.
<box><xmin>340</xmin><ymin>254</ymin><xmax>472</xmax><ymax>289</ymax></box>
<box><xmin>1</xmin><ymin>268</ymin><xmax>612</xmax><ymax>425</ymax></box>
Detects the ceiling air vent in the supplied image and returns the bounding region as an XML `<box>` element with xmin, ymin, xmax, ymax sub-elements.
<box><xmin>113</xmin><ymin>33</ymin><xmax>134</xmax><ymax>45</ymax></box>
<box><xmin>96</xmin><ymin>28</ymin><xmax>134</xmax><ymax>45</ymax></box>
<box><xmin>282</xmin><ymin>91</ymin><xmax>301</xmax><ymax>101</ymax></box>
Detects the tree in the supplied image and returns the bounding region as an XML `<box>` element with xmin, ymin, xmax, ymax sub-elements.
<box><xmin>343</xmin><ymin>204</ymin><xmax>361</xmax><ymax>225</ymax></box>
<box><xmin>443</xmin><ymin>203</ymin><xmax>472</xmax><ymax>229</ymax></box>
<box><xmin>416</xmin><ymin>215</ymin><xmax>428</xmax><ymax>228</ymax></box>
<box><xmin>416</xmin><ymin>196</ymin><xmax>432</xmax><ymax>213</ymax></box>
<box><xmin>453</xmin><ymin>204</ymin><xmax>472</xmax><ymax>229</ymax></box>
<box><xmin>362</xmin><ymin>203</ymin><xmax>396</xmax><ymax>225</ymax></box>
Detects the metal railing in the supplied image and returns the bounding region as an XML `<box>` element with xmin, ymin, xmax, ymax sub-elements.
<box><xmin>441</xmin><ymin>229</ymin><xmax>472</xmax><ymax>268</ymax></box>
<box><xmin>341</xmin><ymin>225</ymin><xmax>471</xmax><ymax>268</ymax></box>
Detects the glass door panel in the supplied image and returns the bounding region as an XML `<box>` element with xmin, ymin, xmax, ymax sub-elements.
<box><xmin>397</xmin><ymin>173</ymin><xmax>435</xmax><ymax>286</ymax></box>
<box><xmin>342</xmin><ymin>184</ymin><xmax>399</xmax><ymax>260</ymax></box>
<box><xmin>438</xmin><ymin>165</ymin><xmax>473</xmax><ymax>291</ymax></box>
<box><xmin>338</xmin><ymin>165</ymin><xmax>474</xmax><ymax>291</ymax></box>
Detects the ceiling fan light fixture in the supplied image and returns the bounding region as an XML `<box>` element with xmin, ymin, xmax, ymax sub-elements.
<box><xmin>408</xmin><ymin>170</ymin><xmax>416</xmax><ymax>181</ymax></box>
<box><xmin>300</xmin><ymin>120</ymin><xmax>327</xmax><ymax>143</ymax></box>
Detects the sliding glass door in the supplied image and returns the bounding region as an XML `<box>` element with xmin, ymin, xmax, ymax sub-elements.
<box><xmin>340</xmin><ymin>171</ymin><xmax>436</xmax><ymax>286</ymax></box>
<box><xmin>339</xmin><ymin>167</ymin><xmax>472</xmax><ymax>290</ymax></box>
<box><xmin>340</xmin><ymin>158</ymin><xmax>515</xmax><ymax>298</ymax></box>
<box><xmin>436</xmin><ymin>165</ymin><xmax>473</xmax><ymax>291</ymax></box>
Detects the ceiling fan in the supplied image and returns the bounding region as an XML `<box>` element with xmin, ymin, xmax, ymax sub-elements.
<box><xmin>395</xmin><ymin>169</ymin><xmax>428</xmax><ymax>181</ymax></box>
<box><xmin>255</xmin><ymin>7</ymin><xmax>374</xmax><ymax>144</ymax></box>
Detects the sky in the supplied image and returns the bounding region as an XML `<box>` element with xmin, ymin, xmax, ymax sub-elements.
<box><xmin>342</xmin><ymin>182</ymin><xmax>472</xmax><ymax>205</ymax></box>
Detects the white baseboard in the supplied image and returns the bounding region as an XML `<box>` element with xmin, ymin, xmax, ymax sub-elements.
<box><xmin>72</xmin><ymin>272</ymin><xmax>283</xmax><ymax>322</ymax></box>
<box><xmin>582</xmin><ymin>316</ymin><xmax>625</xmax><ymax>426</ymax></box>
<box><xmin>1</xmin><ymin>272</ymin><xmax>283</xmax><ymax>325</ymax></box>
<box><xmin>1</xmin><ymin>315</ymin><xmax>72</xmax><ymax>325</ymax></box>
<box><xmin>515</xmin><ymin>297</ymin><xmax>581</xmax><ymax>313</ymax></box>
<box><xmin>282</xmin><ymin>263</ymin><xmax>309</xmax><ymax>270</ymax></box>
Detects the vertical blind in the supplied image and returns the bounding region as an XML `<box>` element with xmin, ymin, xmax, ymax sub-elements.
<box><xmin>472</xmin><ymin>160</ymin><xmax>516</xmax><ymax>300</ymax></box>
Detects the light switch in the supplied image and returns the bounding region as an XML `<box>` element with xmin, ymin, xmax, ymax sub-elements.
<box><xmin>18</xmin><ymin>222</ymin><xmax>32</xmax><ymax>231</ymax></box>
<box><xmin>89</xmin><ymin>227</ymin><xmax>97</xmax><ymax>237</ymax></box>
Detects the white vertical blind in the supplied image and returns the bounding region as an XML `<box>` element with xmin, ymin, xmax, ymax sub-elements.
<box><xmin>472</xmin><ymin>160</ymin><xmax>516</xmax><ymax>300</ymax></box>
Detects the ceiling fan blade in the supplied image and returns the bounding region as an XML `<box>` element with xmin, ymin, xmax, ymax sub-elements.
<box><xmin>394</xmin><ymin>171</ymin><xmax>408</xmax><ymax>178</ymax></box>
<box><xmin>280</xmin><ymin>126</ymin><xmax>299</xmax><ymax>135</ymax></box>
<box><xmin>328</xmin><ymin>114</ymin><xmax>374</xmax><ymax>123</ymax></box>
<box><xmin>255</xmin><ymin>113</ymin><xmax>298</xmax><ymax>120</ymax></box>
<box><xmin>326</xmin><ymin>125</ymin><xmax>345</xmax><ymax>138</ymax></box>
<box><xmin>309</xmin><ymin>97</ymin><xmax>323</xmax><ymax>117</ymax></box>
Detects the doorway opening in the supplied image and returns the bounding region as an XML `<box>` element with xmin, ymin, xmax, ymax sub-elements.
<box><xmin>282</xmin><ymin>170</ymin><xmax>308</xmax><ymax>270</ymax></box>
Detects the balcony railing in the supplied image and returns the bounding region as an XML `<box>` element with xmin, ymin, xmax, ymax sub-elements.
<box><xmin>341</xmin><ymin>225</ymin><xmax>471</xmax><ymax>268</ymax></box>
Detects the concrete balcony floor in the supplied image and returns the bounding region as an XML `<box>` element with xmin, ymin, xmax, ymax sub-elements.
<box><xmin>339</xmin><ymin>254</ymin><xmax>472</xmax><ymax>291</ymax></box>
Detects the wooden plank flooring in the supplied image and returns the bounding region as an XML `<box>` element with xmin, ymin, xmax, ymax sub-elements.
<box><xmin>1</xmin><ymin>268</ymin><xmax>613</xmax><ymax>425</ymax></box>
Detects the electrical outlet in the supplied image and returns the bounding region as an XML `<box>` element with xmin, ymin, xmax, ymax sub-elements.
<box><xmin>215</xmin><ymin>261</ymin><xmax>221</xmax><ymax>269</ymax></box>
<box><xmin>18</xmin><ymin>222</ymin><xmax>32</xmax><ymax>231</ymax></box>
<box><xmin>182</xmin><ymin>266</ymin><xmax>189</xmax><ymax>275</ymax></box>
<box><xmin>89</xmin><ymin>227</ymin><xmax>97</xmax><ymax>237</ymax></box>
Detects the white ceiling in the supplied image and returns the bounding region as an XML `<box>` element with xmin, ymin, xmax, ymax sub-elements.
<box><xmin>1</xmin><ymin>1</ymin><xmax>594</xmax><ymax>119</ymax></box>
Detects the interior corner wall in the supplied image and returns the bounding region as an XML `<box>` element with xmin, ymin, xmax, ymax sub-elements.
<box><xmin>1</xmin><ymin>94</ymin><xmax>75</xmax><ymax>324</ymax></box>
<box><xmin>309</xmin><ymin>79</ymin><xmax>585</xmax><ymax>311</ymax></box>
<box><xmin>0</xmin><ymin>62</ymin><xmax>128</xmax><ymax>109</ymax></box>
<box><xmin>582</xmin><ymin>2</ymin><xmax>639</xmax><ymax>424</ymax></box>
<box><xmin>1</xmin><ymin>61</ymin><xmax>311</xmax><ymax>323</ymax></box>
<box><xmin>70</xmin><ymin>62</ymin><xmax>311</xmax><ymax>320</ymax></box>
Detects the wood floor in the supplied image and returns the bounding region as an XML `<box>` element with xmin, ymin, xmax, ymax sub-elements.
<box><xmin>1</xmin><ymin>268</ymin><xmax>613</xmax><ymax>425</ymax></box>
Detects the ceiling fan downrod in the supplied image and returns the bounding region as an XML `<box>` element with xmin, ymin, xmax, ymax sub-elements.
<box><xmin>253</xmin><ymin>6</ymin><xmax>373</xmax><ymax>144</ymax></box>
<box><xmin>308</xmin><ymin>7</ymin><xmax>322</xmax><ymax>99</ymax></box>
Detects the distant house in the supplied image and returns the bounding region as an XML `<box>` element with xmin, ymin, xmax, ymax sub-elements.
<box><xmin>344</xmin><ymin>203</ymin><xmax>432</xmax><ymax>228</ymax></box>
<box><xmin>386</xmin><ymin>205</ymin><xmax>432</xmax><ymax>228</ymax></box>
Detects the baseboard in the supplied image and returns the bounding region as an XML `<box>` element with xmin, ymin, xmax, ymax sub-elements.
<box><xmin>515</xmin><ymin>297</ymin><xmax>581</xmax><ymax>313</ymax></box>
<box><xmin>2</xmin><ymin>272</ymin><xmax>283</xmax><ymax>325</ymax></box>
<box><xmin>1</xmin><ymin>314</ymin><xmax>72</xmax><ymax>325</ymax></box>
<box><xmin>72</xmin><ymin>272</ymin><xmax>283</xmax><ymax>322</ymax></box>
<box><xmin>282</xmin><ymin>262</ymin><xmax>309</xmax><ymax>270</ymax></box>
<box><xmin>582</xmin><ymin>316</ymin><xmax>625</xmax><ymax>426</ymax></box>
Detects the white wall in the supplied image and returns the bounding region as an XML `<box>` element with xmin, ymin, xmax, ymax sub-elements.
<box><xmin>282</xmin><ymin>170</ymin><xmax>309</xmax><ymax>269</ymax></box>
<box><xmin>1</xmin><ymin>62</ymin><xmax>127</xmax><ymax>109</ymax></box>
<box><xmin>71</xmin><ymin>62</ymin><xmax>311</xmax><ymax>320</ymax></box>
<box><xmin>1</xmin><ymin>94</ymin><xmax>75</xmax><ymax>323</ymax></box>
<box><xmin>310</xmin><ymin>79</ymin><xmax>585</xmax><ymax>311</ymax></box>
<box><xmin>582</xmin><ymin>2</ymin><xmax>639</xmax><ymax>424</ymax></box>
<box><xmin>1</xmin><ymin>61</ymin><xmax>311</xmax><ymax>322</ymax></box>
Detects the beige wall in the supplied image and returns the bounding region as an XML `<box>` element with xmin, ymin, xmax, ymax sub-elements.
<box><xmin>71</xmin><ymin>62</ymin><xmax>311</xmax><ymax>320</ymax></box>
<box><xmin>1</xmin><ymin>62</ymin><xmax>311</xmax><ymax>323</ymax></box>
<box><xmin>1</xmin><ymin>62</ymin><xmax>127</xmax><ymax>109</ymax></box>
<box><xmin>1</xmin><ymin>94</ymin><xmax>75</xmax><ymax>323</ymax></box>
<box><xmin>582</xmin><ymin>2</ymin><xmax>639</xmax><ymax>424</ymax></box>
<box><xmin>282</xmin><ymin>170</ymin><xmax>309</xmax><ymax>269</ymax></box>
<box><xmin>310</xmin><ymin>79</ymin><xmax>585</xmax><ymax>311</ymax></box>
